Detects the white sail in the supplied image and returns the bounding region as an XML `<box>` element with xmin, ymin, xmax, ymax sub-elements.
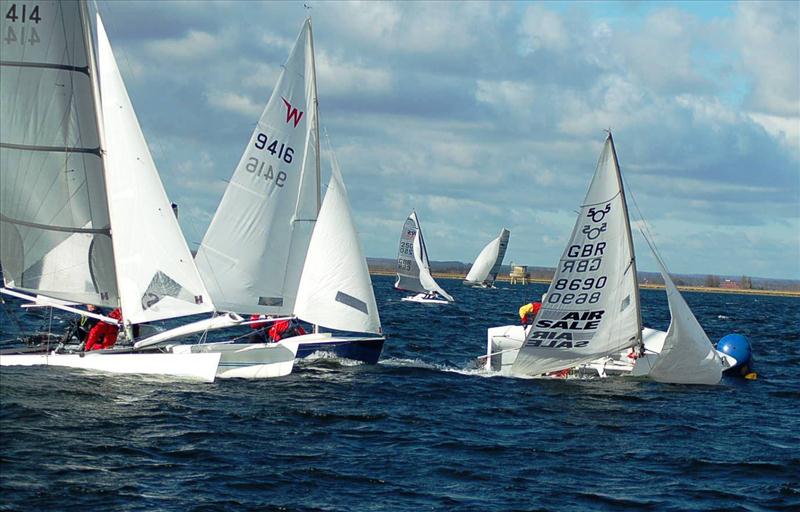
<box><xmin>96</xmin><ymin>14</ymin><xmax>212</xmax><ymax>325</ymax></box>
<box><xmin>413</xmin><ymin>229</ymin><xmax>454</xmax><ymax>302</ymax></box>
<box><xmin>0</xmin><ymin>1</ymin><xmax>117</xmax><ymax>307</ymax></box>
<box><xmin>464</xmin><ymin>228</ymin><xmax>510</xmax><ymax>286</ymax></box>
<box><xmin>513</xmin><ymin>134</ymin><xmax>640</xmax><ymax>376</ymax></box>
<box><xmin>646</xmin><ymin>255</ymin><xmax>722</xmax><ymax>385</ymax></box>
<box><xmin>394</xmin><ymin>211</ymin><xmax>426</xmax><ymax>293</ymax></box>
<box><xmin>196</xmin><ymin>19</ymin><xmax>319</xmax><ymax>316</ymax></box>
<box><xmin>294</xmin><ymin>147</ymin><xmax>381</xmax><ymax>334</ymax></box>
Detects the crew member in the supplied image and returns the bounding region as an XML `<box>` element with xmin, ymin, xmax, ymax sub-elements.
<box><xmin>70</xmin><ymin>304</ymin><xmax>100</xmax><ymax>343</ymax></box>
<box><xmin>248</xmin><ymin>314</ymin><xmax>272</xmax><ymax>343</ymax></box>
<box><xmin>269</xmin><ymin>318</ymin><xmax>307</xmax><ymax>342</ymax></box>
<box><xmin>84</xmin><ymin>308</ymin><xmax>122</xmax><ymax>351</ymax></box>
<box><xmin>519</xmin><ymin>300</ymin><xmax>542</xmax><ymax>325</ymax></box>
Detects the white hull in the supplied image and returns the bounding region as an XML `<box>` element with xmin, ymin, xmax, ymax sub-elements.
<box><xmin>169</xmin><ymin>340</ymin><xmax>298</xmax><ymax>379</ymax></box>
<box><xmin>0</xmin><ymin>351</ymin><xmax>221</xmax><ymax>382</ymax></box>
<box><xmin>484</xmin><ymin>325</ymin><xmax>734</xmax><ymax>378</ymax></box>
<box><xmin>401</xmin><ymin>293</ymin><xmax>451</xmax><ymax>304</ymax></box>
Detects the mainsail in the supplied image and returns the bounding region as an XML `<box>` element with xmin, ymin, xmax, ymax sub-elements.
<box><xmin>96</xmin><ymin>14</ymin><xmax>212</xmax><ymax>324</ymax></box>
<box><xmin>394</xmin><ymin>211</ymin><xmax>426</xmax><ymax>293</ymax></box>
<box><xmin>0</xmin><ymin>1</ymin><xmax>117</xmax><ymax>307</ymax></box>
<box><xmin>294</xmin><ymin>144</ymin><xmax>381</xmax><ymax>334</ymax></box>
<box><xmin>394</xmin><ymin>211</ymin><xmax>453</xmax><ymax>301</ymax></box>
<box><xmin>512</xmin><ymin>134</ymin><xmax>641</xmax><ymax>376</ymax></box>
<box><xmin>196</xmin><ymin>18</ymin><xmax>319</xmax><ymax>316</ymax></box>
<box><xmin>464</xmin><ymin>228</ymin><xmax>510</xmax><ymax>287</ymax></box>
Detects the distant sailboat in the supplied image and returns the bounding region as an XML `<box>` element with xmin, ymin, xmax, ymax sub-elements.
<box><xmin>142</xmin><ymin>17</ymin><xmax>384</xmax><ymax>366</ymax></box>
<box><xmin>0</xmin><ymin>2</ymin><xmax>223</xmax><ymax>381</ymax></box>
<box><xmin>395</xmin><ymin>211</ymin><xmax>454</xmax><ymax>304</ymax></box>
<box><xmin>463</xmin><ymin>228</ymin><xmax>510</xmax><ymax>288</ymax></box>
<box><xmin>484</xmin><ymin>133</ymin><xmax>733</xmax><ymax>385</ymax></box>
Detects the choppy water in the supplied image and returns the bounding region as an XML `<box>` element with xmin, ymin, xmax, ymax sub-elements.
<box><xmin>1</xmin><ymin>275</ymin><xmax>799</xmax><ymax>511</ymax></box>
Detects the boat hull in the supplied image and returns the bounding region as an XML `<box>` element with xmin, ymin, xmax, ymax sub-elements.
<box><xmin>0</xmin><ymin>351</ymin><xmax>221</xmax><ymax>382</ymax></box>
<box><xmin>401</xmin><ymin>293</ymin><xmax>451</xmax><ymax>304</ymax></box>
<box><xmin>169</xmin><ymin>341</ymin><xmax>298</xmax><ymax>379</ymax></box>
<box><xmin>292</xmin><ymin>333</ymin><xmax>385</xmax><ymax>364</ymax></box>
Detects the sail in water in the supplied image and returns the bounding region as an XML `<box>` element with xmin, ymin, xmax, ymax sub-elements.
<box><xmin>395</xmin><ymin>211</ymin><xmax>454</xmax><ymax>302</ymax></box>
<box><xmin>195</xmin><ymin>18</ymin><xmax>319</xmax><ymax>316</ymax></box>
<box><xmin>464</xmin><ymin>228</ymin><xmax>510</xmax><ymax>287</ymax></box>
<box><xmin>1</xmin><ymin>0</ymin><xmax>117</xmax><ymax>308</ymax></box>
<box><xmin>294</xmin><ymin>142</ymin><xmax>381</xmax><ymax>334</ymax></box>
<box><xmin>512</xmin><ymin>134</ymin><xmax>640</xmax><ymax>376</ymax></box>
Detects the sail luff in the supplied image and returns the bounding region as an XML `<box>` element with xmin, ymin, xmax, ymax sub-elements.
<box><xmin>608</xmin><ymin>133</ymin><xmax>642</xmax><ymax>345</ymax></box>
<box><xmin>307</xmin><ymin>17</ymin><xmax>321</xmax><ymax>214</ymax></box>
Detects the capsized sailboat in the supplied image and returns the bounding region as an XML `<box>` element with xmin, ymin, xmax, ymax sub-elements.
<box><xmin>147</xmin><ymin>17</ymin><xmax>384</xmax><ymax>366</ymax></box>
<box><xmin>463</xmin><ymin>228</ymin><xmax>510</xmax><ymax>288</ymax></box>
<box><xmin>483</xmin><ymin>133</ymin><xmax>734</xmax><ymax>385</ymax></box>
<box><xmin>395</xmin><ymin>211</ymin><xmax>454</xmax><ymax>304</ymax></box>
<box><xmin>0</xmin><ymin>3</ymin><xmax>223</xmax><ymax>381</ymax></box>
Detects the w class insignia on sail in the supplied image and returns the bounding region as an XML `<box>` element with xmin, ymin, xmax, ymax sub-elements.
<box><xmin>281</xmin><ymin>98</ymin><xmax>304</xmax><ymax>127</ymax></box>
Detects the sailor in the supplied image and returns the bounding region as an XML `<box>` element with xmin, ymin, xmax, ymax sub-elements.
<box><xmin>519</xmin><ymin>295</ymin><xmax>544</xmax><ymax>325</ymax></box>
<box><xmin>247</xmin><ymin>314</ymin><xmax>272</xmax><ymax>343</ymax></box>
<box><xmin>84</xmin><ymin>308</ymin><xmax>122</xmax><ymax>351</ymax></box>
<box><xmin>69</xmin><ymin>304</ymin><xmax>100</xmax><ymax>344</ymax></box>
<box><xmin>268</xmin><ymin>318</ymin><xmax>307</xmax><ymax>342</ymax></box>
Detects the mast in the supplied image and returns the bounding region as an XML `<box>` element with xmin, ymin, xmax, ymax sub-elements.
<box><xmin>307</xmin><ymin>16</ymin><xmax>321</xmax><ymax>214</ymax></box>
<box><xmin>607</xmin><ymin>132</ymin><xmax>643</xmax><ymax>346</ymax></box>
<box><xmin>81</xmin><ymin>1</ymin><xmax>124</xmax><ymax>328</ymax></box>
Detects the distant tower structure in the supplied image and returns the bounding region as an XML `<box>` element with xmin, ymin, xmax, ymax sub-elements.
<box><xmin>509</xmin><ymin>262</ymin><xmax>528</xmax><ymax>285</ymax></box>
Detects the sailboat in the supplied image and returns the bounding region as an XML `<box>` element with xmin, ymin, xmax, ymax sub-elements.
<box><xmin>483</xmin><ymin>133</ymin><xmax>735</xmax><ymax>385</ymax></box>
<box><xmin>142</xmin><ymin>18</ymin><xmax>384</xmax><ymax>366</ymax></box>
<box><xmin>395</xmin><ymin>211</ymin><xmax>454</xmax><ymax>304</ymax></box>
<box><xmin>0</xmin><ymin>2</ymin><xmax>225</xmax><ymax>381</ymax></box>
<box><xmin>463</xmin><ymin>228</ymin><xmax>510</xmax><ymax>288</ymax></box>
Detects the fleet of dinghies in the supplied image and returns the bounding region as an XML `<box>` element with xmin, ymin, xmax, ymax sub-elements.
<box><xmin>0</xmin><ymin>2</ymin><xmax>747</xmax><ymax>385</ymax></box>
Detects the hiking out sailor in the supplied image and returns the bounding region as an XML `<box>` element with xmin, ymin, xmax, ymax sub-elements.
<box><xmin>247</xmin><ymin>314</ymin><xmax>272</xmax><ymax>343</ymax></box>
<box><xmin>84</xmin><ymin>308</ymin><xmax>122</xmax><ymax>351</ymax></box>
<box><xmin>519</xmin><ymin>294</ymin><xmax>545</xmax><ymax>325</ymax></box>
<box><xmin>268</xmin><ymin>318</ymin><xmax>306</xmax><ymax>342</ymax></box>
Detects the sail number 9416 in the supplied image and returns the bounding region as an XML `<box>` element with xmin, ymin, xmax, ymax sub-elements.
<box><xmin>246</xmin><ymin>157</ymin><xmax>286</xmax><ymax>187</ymax></box>
<box><xmin>254</xmin><ymin>132</ymin><xmax>294</xmax><ymax>164</ymax></box>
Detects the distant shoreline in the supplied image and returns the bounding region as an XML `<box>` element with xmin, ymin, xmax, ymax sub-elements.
<box><xmin>368</xmin><ymin>269</ymin><xmax>800</xmax><ymax>298</ymax></box>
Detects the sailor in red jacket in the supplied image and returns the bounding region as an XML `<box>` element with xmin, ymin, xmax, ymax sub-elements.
<box><xmin>268</xmin><ymin>319</ymin><xmax>306</xmax><ymax>342</ymax></box>
<box><xmin>84</xmin><ymin>308</ymin><xmax>122</xmax><ymax>351</ymax></box>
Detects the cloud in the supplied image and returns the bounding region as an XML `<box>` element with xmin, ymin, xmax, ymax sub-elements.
<box><xmin>734</xmin><ymin>1</ymin><xmax>800</xmax><ymax>117</ymax></box>
<box><xmin>95</xmin><ymin>0</ymin><xmax>800</xmax><ymax>279</ymax></box>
